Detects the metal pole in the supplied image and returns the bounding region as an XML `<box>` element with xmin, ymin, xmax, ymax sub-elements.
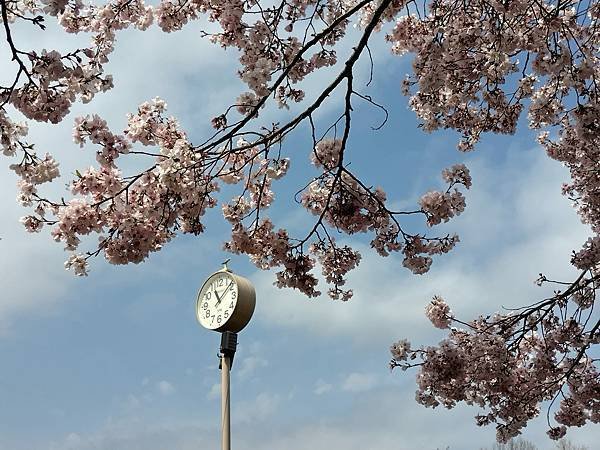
<box><xmin>219</xmin><ymin>332</ymin><xmax>236</xmax><ymax>450</ymax></box>
<box><xmin>221</xmin><ymin>354</ymin><xmax>231</xmax><ymax>450</ymax></box>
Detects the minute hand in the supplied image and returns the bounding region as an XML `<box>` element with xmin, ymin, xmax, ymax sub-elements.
<box><xmin>217</xmin><ymin>281</ymin><xmax>234</xmax><ymax>305</ymax></box>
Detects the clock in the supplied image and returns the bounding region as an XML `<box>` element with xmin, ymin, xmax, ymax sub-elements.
<box><xmin>196</xmin><ymin>265</ymin><xmax>256</xmax><ymax>333</ymax></box>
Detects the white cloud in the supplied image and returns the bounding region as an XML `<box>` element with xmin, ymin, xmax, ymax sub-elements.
<box><xmin>341</xmin><ymin>372</ymin><xmax>378</xmax><ymax>393</ymax></box>
<box><xmin>64</xmin><ymin>432</ymin><xmax>82</xmax><ymax>449</ymax></box>
<box><xmin>124</xmin><ymin>394</ymin><xmax>141</xmax><ymax>409</ymax></box>
<box><xmin>0</xmin><ymin>179</ymin><xmax>74</xmax><ymax>335</ymax></box>
<box><xmin>206</xmin><ymin>382</ymin><xmax>220</xmax><ymax>400</ymax></box>
<box><xmin>237</xmin><ymin>355</ymin><xmax>269</xmax><ymax>379</ymax></box>
<box><xmin>314</xmin><ymin>379</ymin><xmax>332</xmax><ymax>395</ymax></box>
<box><xmin>49</xmin><ymin>421</ymin><xmax>216</xmax><ymax>450</ymax></box>
<box><xmin>234</xmin><ymin>392</ymin><xmax>281</xmax><ymax>424</ymax></box>
<box><xmin>46</xmin><ymin>386</ymin><xmax>600</xmax><ymax>450</ymax></box>
<box><xmin>156</xmin><ymin>380</ymin><xmax>175</xmax><ymax>396</ymax></box>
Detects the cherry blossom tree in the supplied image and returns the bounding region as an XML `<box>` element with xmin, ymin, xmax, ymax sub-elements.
<box><xmin>1</xmin><ymin>0</ymin><xmax>598</xmax><ymax>443</ymax></box>
<box><xmin>479</xmin><ymin>437</ymin><xmax>590</xmax><ymax>450</ymax></box>
<box><xmin>555</xmin><ymin>438</ymin><xmax>590</xmax><ymax>450</ymax></box>
<box><xmin>480</xmin><ymin>437</ymin><xmax>538</xmax><ymax>450</ymax></box>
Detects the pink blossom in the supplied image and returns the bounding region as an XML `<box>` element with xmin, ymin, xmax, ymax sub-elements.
<box><xmin>390</xmin><ymin>339</ymin><xmax>411</xmax><ymax>361</ymax></box>
<box><xmin>312</xmin><ymin>139</ymin><xmax>342</xmax><ymax>170</ymax></box>
<box><xmin>20</xmin><ymin>215</ymin><xmax>43</xmax><ymax>233</ymax></box>
<box><xmin>419</xmin><ymin>190</ymin><xmax>466</xmax><ymax>227</ymax></box>
<box><xmin>441</xmin><ymin>164</ymin><xmax>472</xmax><ymax>189</ymax></box>
<box><xmin>64</xmin><ymin>253</ymin><xmax>89</xmax><ymax>276</ymax></box>
<box><xmin>425</xmin><ymin>296</ymin><xmax>452</xmax><ymax>329</ymax></box>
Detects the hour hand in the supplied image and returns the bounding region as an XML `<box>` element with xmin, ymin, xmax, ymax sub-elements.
<box><xmin>214</xmin><ymin>288</ymin><xmax>222</xmax><ymax>305</ymax></box>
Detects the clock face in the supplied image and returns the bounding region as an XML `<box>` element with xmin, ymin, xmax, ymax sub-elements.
<box><xmin>197</xmin><ymin>272</ymin><xmax>239</xmax><ymax>330</ymax></box>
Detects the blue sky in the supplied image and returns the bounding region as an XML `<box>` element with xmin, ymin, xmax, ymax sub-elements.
<box><xmin>0</xmin><ymin>14</ymin><xmax>598</xmax><ymax>450</ymax></box>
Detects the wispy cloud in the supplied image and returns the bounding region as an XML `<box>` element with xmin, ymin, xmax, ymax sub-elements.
<box><xmin>156</xmin><ymin>380</ymin><xmax>176</xmax><ymax>396</ymax></box>
<box><xmin>314</xmin><ymin>379</ymin><xmax>332</xmax><ymax>395</ymax></box>
<box><xmin>341</xmin><ymin>372</ymin><xmax>378</xmax><ymax>393</ymax></box>
<box><xmin>234</xmin><ymin>392</ymin><xmax>281</xmax><ymax>424</ymax></box>
<box><xmin>206</xmin><ymin>382</ymin><xmax>220</xmax><ymax>400</ymax></box>
<box><xmin>237</xmin><ymin>355</ymin><xmax>269</xmax><ymax>379</ymax></box>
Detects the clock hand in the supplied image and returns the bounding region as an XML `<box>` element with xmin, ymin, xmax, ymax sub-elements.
<box><xmin>221</xmin><ymin>281</ymin><xmax>234</xmax><ymax>299</ymax></box>
<box><xmin>213</xmin><ymin>285</ymin><xmax>222</xmax><ymax>305</ymax></box>
<box><xmin>214</xmin><ymin>279</ymin><xmax>234</xmax><ymax>308</ymax></box>
<box><xmin>215</xmin><ymin>281</ymin><xmax>233</xmax><ymax>308</ymax></box>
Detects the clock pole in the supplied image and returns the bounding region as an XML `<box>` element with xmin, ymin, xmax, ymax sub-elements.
<box><xmin>196</xmin><ymin>264</ymin><xmax>255</xmax><ymax>450</ymax></box>
<box><xmin>219</xmin><ymin>331</ymin><xmax>237</xmax><ymax>450</ymax></box>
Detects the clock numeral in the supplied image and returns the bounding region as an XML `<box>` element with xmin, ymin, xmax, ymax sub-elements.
<box><xmin>210</xmin><ymin>315</ymin><xmax>215</xmax><ymax>325</ymax></box>
<box><xmin>202</xmin><ymin>302</ymin><xmax>208</xmax><ymax>309</ymax></box>
<box><xmin>204</xmin><ymin>291</ymin><xmax>211</xmax><ymax>300</ymax></box>
<box><xmin>217</xmin><ymin>315</ymin><xmax>222</xmax><ymax>324</ymax></box>
<box><xmin>231</xmin><ymin>291</ymin><xmax>237</xmax><ymax>299</ymax></box>
<box><xmin>224</xmin><ymin>310</ymin><xmax>229</xmax><ymax>319</ymax></box>
<box><xmin>218</xmin><ymin>278</ymin><xmax>224</xmax><ymax>287</ymax></box>
<box><xmin>205</xmin><ymin>310</ymin><xmax>210</xmax><ymax>319</ymax></box>
<box><xmin>229</xmin><ymin>301</ymin><xmax>234</xmax><ymax>309</ymax></box>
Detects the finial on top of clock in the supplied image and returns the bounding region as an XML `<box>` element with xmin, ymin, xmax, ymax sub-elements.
<box><xmin>221</xmin><ymin>258</ymin><xmax>231</xmax><ymax>272</ymax></box>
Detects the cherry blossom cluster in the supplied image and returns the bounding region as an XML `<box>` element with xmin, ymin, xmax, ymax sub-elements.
<box><xmin>301</xmin><ymin>139</ymin><xmax>468</xmax><ymax>279</ymax></box>
<box><xmin>1</xmin><ymin>0</ymin><xmax>144</xmax><ymax>124</ymax></box>
<box><xmin>311</xmin><ymin>138</ymin><xmax>342</xmax><ymax>171</ymax></box>
<box><xmin>387</xmin><ymin>1</ymin><xmax>600</xmax><ymax>269</ymax></box>
<box><xmin>0</xmin><ymin>110</ymin><xmax>28</xmax><ymax>157</ymax></box>
<box><xmin>387</xmin><ymin>2</ymin><xmax>536</xmax><ymax>149</ymax></box>
<box><xmin>3</xmin><ymin>0</ymin><xmax>461</xmax><ymax>297</ymax></box>
<box><xmin>539</xmin><ymin>120</ymin><xmax>600</xmax><ymax>271</ymax></box>
<box><xmin>218</xmin><ymin>136</ymin><xmax>466</xmax><ymax>299</ymax></box>
<box><xmin>382</xmin><ymin>0</ymin><xmax>600</xmax><ymax>442</ymax></box>
<box><xmin>401</xmin><ymin>234</ymin><xmax>459</xmax><ymax>274</ymax></box>
<box><xmin>1</xmin><ymin>0</ymin><xmax>158</xmax><ymax>258</ymax></box>
<box><xmin>418</xmin><ymin>165</ymin><xmax>470</xmax><ymax>227</ymax></box>
<box><xmin>223</xmin><ymin>219</ymin><xmax>321</xmax><ymax>297</ymax></box>
<box><xmin>12</xmin><ymin>98</ymin><xmax>224</xmax><ymax>275</ymax></box>
<box><xmin>72</xmin><ymin>114</ymin><xmax>131</xmax><ymax>167</ymax></box>
<box><xmin>311</xmin><ymin>241</ymin><xmax>361</xmax><ymax>301</ymax></box>
<box><xmin>392</xmin><ymin>278</ymin><xmax>600</xmax><ymax>442</ymax></box>
<box><xmin>153</xmin><ymin>0</ymin><xmax>368</xmax><ymax>117</ymax></box>
<box><xmin>419</xmin><ymin>190</ymin><xmax>466</xmax><ymax>227</ymax></box>
<box><xmin>216</xmin><ymin>137</ymin><xmax>332</xmax><ymax>297</ymax></box>
<box><xmin>442</xmin><ymin>164</ymin><xmax>472</xmax><ymax>189</ymax></box>
<box><xmin>425</xmin><ymin>295</ymin><xmax>452</xmax><ymax>329</ymax></box>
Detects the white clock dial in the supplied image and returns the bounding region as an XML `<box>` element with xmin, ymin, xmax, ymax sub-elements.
<box><xmin>197</xmin><ymin>273</ymin><xmax>238</xmax><ymax>330</ymax></box>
